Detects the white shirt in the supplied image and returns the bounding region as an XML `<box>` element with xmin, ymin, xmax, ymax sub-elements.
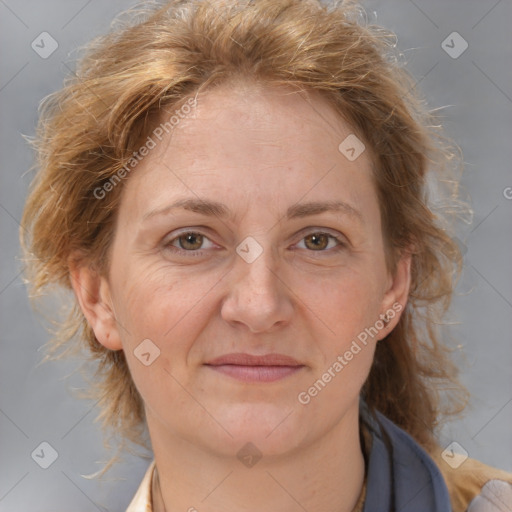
<box><xmin>126</xmin><ymin>460</ymin><xmax>156</xmax><ymax>512</ymax></box>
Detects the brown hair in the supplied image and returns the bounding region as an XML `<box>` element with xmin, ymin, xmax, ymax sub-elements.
<box><xmin>20</xmin><ymin>0</ymin><xmax>470</xmax><ymax>472</ymax></box>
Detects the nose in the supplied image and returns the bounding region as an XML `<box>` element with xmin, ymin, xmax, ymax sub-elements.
<box><xmin>220</xmin><ymin>242</ymin><xmax>294</xmax><ymax>334</ymax></box>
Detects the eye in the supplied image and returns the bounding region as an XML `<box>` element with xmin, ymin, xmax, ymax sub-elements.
<box><xmin>295</xmin><ymin>231</ymin><xmax>346</xmax><ymax>253</ymax></box>
<box><xmin>163</xmin><ymin>229</ymin><xmax>346</xmax><ymax>257</ymax></box>
<box><xmin>164</xmin><ymin>231</ymin><xmax>216</xmax><ymax>255</ymax></box>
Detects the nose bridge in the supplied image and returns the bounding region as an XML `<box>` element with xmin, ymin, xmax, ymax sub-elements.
<box><xmin>235</xmin><ymin>234</ymin><xmax>280</xmax><ymax>298</ymax></box>
<box><xmin>221</xmin><ymin>233</ymin><xmax>293</xmax><ymax>332</ymax></box>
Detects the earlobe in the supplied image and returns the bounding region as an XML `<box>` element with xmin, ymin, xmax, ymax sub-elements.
<box><xmin>68</xmin><ymin>257</ymin><xmax>123</xmax><ymax>351</ymax></box>
<box><xmin>378</xmin><ymin>252</ymin><xmax>412</xmax><ymax>339</ymax></box>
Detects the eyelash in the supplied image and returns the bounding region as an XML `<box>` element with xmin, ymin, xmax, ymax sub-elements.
<box><xmin>163</xmin><ymin>229</ymin><xmax>347</xmax><ymax>257</ymax></box>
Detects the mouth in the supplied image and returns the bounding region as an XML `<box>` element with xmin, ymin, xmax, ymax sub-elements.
<box><xmin>204</xmin><ymin>353</ymin><xmax>305</xmax><ymax>383</ymax></box>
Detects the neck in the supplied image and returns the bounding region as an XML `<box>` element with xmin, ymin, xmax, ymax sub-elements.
<box><xmin>150</xmin><ymin>404</ymin><xmax>365</xmax><ymax>512</ymax></box>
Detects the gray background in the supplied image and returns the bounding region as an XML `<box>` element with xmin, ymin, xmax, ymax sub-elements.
<box><xmin>1</xmin><ymin>0</ymin><xmax>511</xmax><ymax>510</ymax></box>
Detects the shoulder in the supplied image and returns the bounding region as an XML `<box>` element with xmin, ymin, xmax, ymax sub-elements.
<box><xmin>429</xmin><ymin>449</ymin><xmax>512</xmax><ymax>512</ymax></box>
<box><xmin>361</xmin><ymin>406</ymin><xmax>512</xmax><ymax>512</ymax></box>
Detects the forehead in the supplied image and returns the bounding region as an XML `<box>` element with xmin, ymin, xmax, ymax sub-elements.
<box><xmin>175</xmin><ymin>81</ymin><xmax>363</xmax><ymax>158</ymax></box>
<box><xmin>118</xmin><ymin>81</ymin><xmax>377</xmax><ymax>224</ymax></box>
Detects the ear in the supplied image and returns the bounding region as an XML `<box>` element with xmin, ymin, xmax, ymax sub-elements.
<box><xmin>68</xmin><ymin>255</ymin><xmax>123</xmax><ymax>351</ymax></box>
<box><xmin>377</xmin><ymin>251</ymin><xmax>412</xmax><ymax>340</ymax></box>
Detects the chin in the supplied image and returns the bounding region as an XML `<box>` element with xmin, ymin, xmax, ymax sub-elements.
<box><xmin>209</xmin><ymin>403</ymin><xmax>305</xmax><ymax>452</ymax></box>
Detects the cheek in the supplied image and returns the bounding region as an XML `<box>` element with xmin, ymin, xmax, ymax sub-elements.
<box><xmin>110</xmin><ymin>259</ymin><xmax>219</xmax><ymax>353</ymax></box>
<box><xmin>110</xmin><ymin>265</ymin><xmax>212</xmax><ymax>413</ymax></box>
<box><xmin>305</xmin><ymin>268</ymin><xmax>385</xmax><ymax>346</ymax></box>
<box><xmin>296</xmin><ymin>272</ymin><xmax>382</xmax><ymax>409</ymax></box>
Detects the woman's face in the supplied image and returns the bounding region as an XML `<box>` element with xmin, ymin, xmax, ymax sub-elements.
<box><xmin>75</xmin><ymin>81</ymin><xmax>410</xmax><ymax>458</ymax></box>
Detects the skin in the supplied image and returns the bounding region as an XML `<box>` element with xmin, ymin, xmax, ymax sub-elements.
<box><xmin>71</xmin><ymin>80</ymin><xmax>411</xmax><ymax>512</ymax></box>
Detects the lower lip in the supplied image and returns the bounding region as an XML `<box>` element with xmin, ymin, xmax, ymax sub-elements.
<box><xmin>205</xmin><ymin>364</ymin><xmax>304</xmax><ymax>382</ymax></box>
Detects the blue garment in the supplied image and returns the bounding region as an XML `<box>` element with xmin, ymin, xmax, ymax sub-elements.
<box><xmin>361</xmin><ymin>404</ymin><xmax>452</xmax><ymax>511</ymax></box>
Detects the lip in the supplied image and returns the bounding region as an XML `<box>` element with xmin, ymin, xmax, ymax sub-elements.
<box><xmin>206</xmin><ymin>353</ymin><xmax>302</xmax><ymax>366</ymax></box>
<box><xmin>204</xmin><ymin>353</ymin><xmax>305</xmax><ymax>382</ymax></box>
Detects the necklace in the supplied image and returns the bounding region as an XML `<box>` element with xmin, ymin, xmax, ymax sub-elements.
<box><xmin>152</xmin><ymin>466</ymin><xmax>167</xmax><ymax>512</ymax></box>
<box><xmin>151</xmin><ymin>465</ymin><xmax>367</xmax><ymax>512</ymax></box>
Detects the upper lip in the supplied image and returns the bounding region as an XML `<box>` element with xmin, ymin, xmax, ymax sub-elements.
<box><xmin>205</xmin><ymin>353</ymin><xmax>303</xmax><ymax>366</ymax></box>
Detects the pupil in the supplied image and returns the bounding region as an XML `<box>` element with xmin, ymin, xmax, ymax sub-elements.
<box><xmin>308</xmin><ymin>233</ymin><xmax>327</xmax><ymax>250</ymax></box>
<box><xmin>182</xmin><ymin>233</ymin><xmax>201</xmax><ymax>249</ymax></box>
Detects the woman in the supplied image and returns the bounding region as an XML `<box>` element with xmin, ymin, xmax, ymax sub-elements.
<box><xmin>20</xmin><ymin>0</ymin><xmax>512</xmax><ymax>510</ymax></box>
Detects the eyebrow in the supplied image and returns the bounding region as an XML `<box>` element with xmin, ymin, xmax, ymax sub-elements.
<box><xmin>142</xmin><ymin>198</ymin><xmax>364</xmax><ymax>224</ymax></box>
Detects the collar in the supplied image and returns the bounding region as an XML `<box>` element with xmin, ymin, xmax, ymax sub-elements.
<box><xmin>359</xmin><ymin>401</ymin><xmax>452</xmax><ymax>511</ymax></box>
<box><xmin>126</xmin><ymin>459</ymin><xmax>154</xmax><ymax>511</ymax></box>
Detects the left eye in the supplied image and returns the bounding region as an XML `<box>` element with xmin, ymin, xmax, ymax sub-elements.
<box><xmin>295</xmin><ymin>232</ymin><xmax>344</xmax><ymax>252</ymax></box>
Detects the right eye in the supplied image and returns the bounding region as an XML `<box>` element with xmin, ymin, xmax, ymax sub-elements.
<box><xmin>164</xmin><ymin>231</ymin><xmax>217</xmax><ymax>256</ymax></box>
